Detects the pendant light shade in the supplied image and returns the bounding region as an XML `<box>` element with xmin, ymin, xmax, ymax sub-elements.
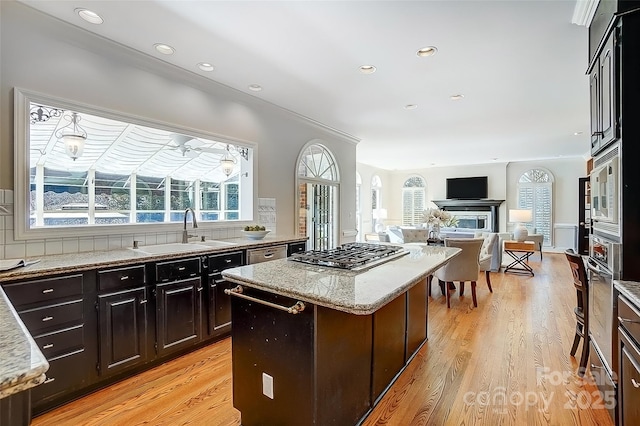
<box><xmin>220</xmin><ymin>144</ymin><xmax>237</xmax><ymax>177</ymax></box>
<box><xmin>55</xmin><ymin>112</ymin><xmax>87</xmax><ymax>161</ymax></box>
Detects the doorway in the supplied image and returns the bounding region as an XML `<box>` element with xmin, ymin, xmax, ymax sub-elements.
<box><xmin>296</xmin><ymin>143</ymin><xmax>339</xmax><ymax>251</ymax></box>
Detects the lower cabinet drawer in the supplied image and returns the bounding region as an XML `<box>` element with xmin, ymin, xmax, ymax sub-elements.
<box><xmin>19</xmin><ymin>299</ymin><xmax>83</xmax><ymax>335</ymax></box>
<box><xmin>31</xmin><ymin>350</ymin><xmax>89</xmax><ymax>406</ymax></box>
<box><xmin>34</xmin><ymin>325</ymin><xmax>84</xmax><ymax>360</ymax></box>
<box><xmin>589</xmin><ymin>340</ymin><xmax>616</xmax><ymax>422</ymax></box>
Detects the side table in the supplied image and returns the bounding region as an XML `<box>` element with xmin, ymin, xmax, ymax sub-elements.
<box><xmin>504</xmin><ymin>241</ymin><xmax>535</xmax><ymax>276</ymax></box>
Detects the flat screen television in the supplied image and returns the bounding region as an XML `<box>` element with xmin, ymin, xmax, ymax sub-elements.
<box><xmin>446</xmin><ymin>176</ymin><xmax>488</xmax><ymax>200</ymax></box>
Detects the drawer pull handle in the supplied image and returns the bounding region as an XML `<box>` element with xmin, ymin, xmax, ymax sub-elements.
<box><xmin>42</xmin><ymin>316</ymin><xmax>54</xmax><ymax>322</ymax></box>
<box><xmin>225</xmin><ymin>259</ymin><xmax>232</xmax><ymax>263</ymax></box>
<box><xmin>632</xmin><ymin>378</ymin><xmax>640</xmax><ymax>388</ymax></box>
<box><xmin>619</xmin><ymin>317</ymin><xmax>640</xmax><ymax>324</ymax></box>
<box><xmin>178</xmin><ymin>266</ymin><xmax>186</xmax><ymax>271</ymax></box>
<box><xmin>42</xmin><ymin>288</ymin><xmax>54</xmax><ymax>294</ymax></box>
<box><xmin>197</xmin><ymin>287</ymin><xmax>203</xmax><ymax>292</ymax></box>
<box><xmin>42</xmin><ymin>343</ymin><xmax>54</xmax><ymax>349</ymax></box>
<box><xmin>140</xmin><ymin>299</ymin><xmax>148</xmax><ymax>305</ymax></box>
<box><xmin>264</xmin><ymin>253</ymin><xmax>274</xmax><ymax>258</ymax></box>
<box><xmin>225</xmin><ymin>285</ymin><xmax>305</xmax><ymax>315</ymax></box>
<box><xmin>120</xmin><ymin>275</ymin><xmax>129</xmax><ymax>281</ymax></box>
<box><xmin>44</xmin><ymin>377</ymin><xmax>55</xmax><ymax>384</ymax></box>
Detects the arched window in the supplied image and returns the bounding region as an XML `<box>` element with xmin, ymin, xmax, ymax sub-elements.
<box><xmin>517</xmin><ymin>168</ymin><xmax>554</xmax><ymax>246</ymax></box>
<box><xmin>402</xmin><ymin>176</ymin><xmax>426</xmax><ymax>225</ymax></box>
<box><xmin>371</xmin><ymin>175</ymin><xmax>382</xmax><ymax>232</ymax></box>
<box><xmin>296</xmin><ymin>143</ymin><xmax>340</xmax><ymax>250</ymax></box>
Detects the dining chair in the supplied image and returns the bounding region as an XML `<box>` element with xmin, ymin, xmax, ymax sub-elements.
<box><xmin>565</xmin><ymin>248</ymin><xmax>590</xmax><ymax>376</ymax></box>
<box><xmin>478</xmin><ymin>233</ymin><xmax>498</xmax><ymax>292</ymax></box>
<box><xmin>433</xmin><ymin>238</ymin><xmax>484</xmax><ymax>308</ymax></box>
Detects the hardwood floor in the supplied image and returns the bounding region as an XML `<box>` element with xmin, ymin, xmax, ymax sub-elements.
<box><xmin>33</xmin><ymin>253</ymin><xmax>613</xmax><ymax>426</ymax></box>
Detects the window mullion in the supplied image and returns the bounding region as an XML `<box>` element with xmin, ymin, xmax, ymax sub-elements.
<box><xmin>88</xmin><ymin>168</ymin><xmax>95</xmax><ymax>225</ymax></box>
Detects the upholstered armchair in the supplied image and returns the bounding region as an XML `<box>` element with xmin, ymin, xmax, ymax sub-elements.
<box><xmin>400</xmin><ymin>228</ymin><xmax>430</xmax><ymax>243</ymax></box>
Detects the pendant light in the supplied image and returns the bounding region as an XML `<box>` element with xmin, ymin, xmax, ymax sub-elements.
<box><xmin>55</xmin><ymin>112</ymin><xmax>87</xmax><ymax>161</ymax></box>
<box><xmin>220</xmin><ymin>144</ymin><xmax>237</xmax><ymax>177</ymax></box>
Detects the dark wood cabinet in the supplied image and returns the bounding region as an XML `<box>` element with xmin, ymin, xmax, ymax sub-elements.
<box><xmin>205</xmin><ymin>251</ymin><xmax>243</xmax><ymax>338</ymax></box>
<box><xmin>97</xmin><ymin>287</ymin><xmax>148</xmax><ymax>376</ymax></box>
<box><xmin>97</xmin><ymin>265</ymin><xmax>149</xmax><ymax>377</ymax></box>
<box><xmin>1</xmin><ymin>273</ymin><xmax>93</xmax><ymax>414</ymax></box>
<box><xmin>287</xmin><ymin>240</ymin><xmax>306</xmax><ymax>256</ymax></box>
<box><xmin>156</xmin><ymin>277</ymin><xmax>203</xmax><ymax>356</ymax></box>
<box><xmin>618</xmin><ymin>294</ymin><xmax>640</xmax><ymax>425</ymax></box>
<box><xmin>590</xmin><ymin>29</ymin><xmax>618</xmax><ymax>156</ymax></box>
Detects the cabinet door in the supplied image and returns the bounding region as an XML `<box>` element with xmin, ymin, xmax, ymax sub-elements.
<box><xmin>208</xmin><ymin>274</ymin><xmax>234</xmax><ymax>336</ymax></box>
<box><xmin>599</xmin><ymin>32</ymin><xmax>617</xmax><ymax>148</ymax></box>
<box><xmin>590</xmin><ymin>62</ymin><xmax>601</xmax><ymax>153</ymax></box>
<box><xmin>619</xmin><ymin>329</ymin><xmax>640</xmax><ymax>426</ymax></box>
<box><xmin>156</xmin><ymin>278</ymin><xmax>202</xmax><ymax>356</ymax></box>
<box><xmin>98</xmin><ymin>287</ymin><xmax>148</xmax><ymax>376</ymax></box>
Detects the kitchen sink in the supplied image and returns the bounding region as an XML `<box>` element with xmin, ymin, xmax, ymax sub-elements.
<box><xmin>131</xmin><ymin>243</ymin><xmax>211</xmax><ymax>255</ymax></box>
<box><xmin>197</xmin><ymin>240</ymin><xmax>237</xmax><ymax>248</ymax></box>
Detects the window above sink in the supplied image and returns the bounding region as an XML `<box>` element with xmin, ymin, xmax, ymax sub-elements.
<box><xmin>13</xmin><ymin>89</ymin><xmax>255</xmax><ymax>240</ymax></box>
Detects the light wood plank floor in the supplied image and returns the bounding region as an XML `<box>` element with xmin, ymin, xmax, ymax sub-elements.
<box><xmin>33</xmin><ymin>253</ymin><xmax>613</xmax><ymax>426</ymax></box>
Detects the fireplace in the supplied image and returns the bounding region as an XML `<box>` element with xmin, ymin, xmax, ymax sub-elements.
<box><xmin>453</xmin><ymin>212</ymin><xmax>491</xmax><ymax>231</ymax></box>
<box><xmin>432</xmin><ymin>199</ymin><xmax>504</xmax><ymax>232</ymax></box>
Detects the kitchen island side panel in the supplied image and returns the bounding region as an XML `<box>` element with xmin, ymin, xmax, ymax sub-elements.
<box><xmin>231</xmin><ymin>290</ymin><xmax>315</xmax><ymax>426</ymax></box>
<box><xmin>315</xmin><ymin>306</ymin><xmax>372</xmax><ymax>425</ymax></box>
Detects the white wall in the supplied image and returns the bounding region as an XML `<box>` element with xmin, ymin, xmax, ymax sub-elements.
<box><xmin>358</xmin><ymin>157</ymin><xmax>588</xmax><ymax>249</ymax></box>
<box><xmin>0</xmin><ymin>2</ymin><xmax>358</xmax><ymax>257</ymax></box>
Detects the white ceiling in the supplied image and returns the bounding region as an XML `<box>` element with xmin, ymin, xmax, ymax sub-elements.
<box><xmin>19</xmin><ymin>0</ymin><xmax>591</xmax><ymax>171</ymax></box>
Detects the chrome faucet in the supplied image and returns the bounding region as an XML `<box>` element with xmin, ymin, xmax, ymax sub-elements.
<box><xmin>182</xmin><ymin>207</ymin><xmax>198</xmax><ymax>243</ymax></box>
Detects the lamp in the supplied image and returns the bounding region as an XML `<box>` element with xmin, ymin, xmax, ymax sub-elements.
<box><xmin>509</xmin><ymin>209</ymin><xmax>533</xmax><ymax>242</ymax></box>
<box><xmin>55</xmin><ymin>112</ymin><xmax>87</xmax><ymax>161</ymax></box>
<box><xmin>373</xmin><ymin>208</ymin><xmax>388</xmax><ymax>233</ymax></box>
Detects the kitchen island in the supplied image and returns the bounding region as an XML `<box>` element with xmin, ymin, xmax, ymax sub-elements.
<box><xmin>222</xmin><ymin>243</ymin><xmax>460</xmax><ymax>426</ymax></box>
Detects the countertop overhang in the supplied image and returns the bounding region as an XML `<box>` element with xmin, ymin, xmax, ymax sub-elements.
<box><xmin>222</xmin><ymin>244</ymin><xmax>461</xmax><ymax>315</ymax></box>
<box><xmin>0</xmin><ymin>286</ymin><xmax>48</xmax><ymax>399</ymax></box>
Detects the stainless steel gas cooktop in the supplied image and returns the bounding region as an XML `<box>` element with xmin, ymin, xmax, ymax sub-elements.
<box><xmin>288</xmin><ymin>242</ymin><xmax>406</xmax><ymax>270</ymax></box>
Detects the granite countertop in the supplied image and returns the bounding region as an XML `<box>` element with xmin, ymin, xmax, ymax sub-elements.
<box><xmin>615</xmin><ymin>280</ymin><xmax>640</xmax><ymax>308</ymax></box>
<box><xmin>222</xmin><ymin>244</ymin><xmax>461</xmax><ymax>315</ymax></box>
<box><xmin>0</xmin><ymin>235</ymin><xmax>306</xmax><ymax>282</ymax></box>
<box><xmin>0</xmin><ymin>286</ymin><xmax>48</xmax><ymax>399</ymax></box>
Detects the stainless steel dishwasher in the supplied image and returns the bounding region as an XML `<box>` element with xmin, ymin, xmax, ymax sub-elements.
<box><xmin>247</xmin><ymin>245</ymin><xmax>287</xmax><ymax>264</ymax></box>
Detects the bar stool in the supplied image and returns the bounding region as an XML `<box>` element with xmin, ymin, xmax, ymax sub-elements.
<box><xmin>565</xmin><ymin>249</ymin><xmax>589</xmax><ymax>376</ymax></box>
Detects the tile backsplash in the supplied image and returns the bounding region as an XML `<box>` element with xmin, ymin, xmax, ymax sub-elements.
<box><xmin>0</xmin><ymin>189</ymin><xmax>245</xmax><ymax>260</ymax></box>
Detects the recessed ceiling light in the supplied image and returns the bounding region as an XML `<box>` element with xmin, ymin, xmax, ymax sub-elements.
<box><xmin>359</xmin><ymin>65</ymin><xmax>376</xmax><ymax>74</ymax></box>
<box><xmin>417</xmin><ymin>46</ymin><xmax>438</xmax><ymax>57</ymax></box>
<box><xmin>154</xmin><ymin>43</ymin><xmax>175</xmax><ymax>55</ymax></box>
<box><xmin>248</xmin><ymin>84</ymin><xmax>262</xmax><ymax>92</ymax></box>
<box><xmin>404</xmin><ymin>104</ymin><xmax>418</xmax><ymax>110</ymax></box>
<box><xmin>197</xmin><ymin>62</ymin><xmax>215</xmax><ymax>72</ymax></box>
<box><xmin>450</xmin><ymin>94</ymin><xmax>465</xmax><ymax>101</ymax></box>
<box><xmin>573</xmin><ymin>131</ymin><xmax>583</xmax><ymax>136</ymax></box>
<box><xmin>75</xmin><ymin>8</ymin><xmax>103</xmax><ymax>24</ymax></box>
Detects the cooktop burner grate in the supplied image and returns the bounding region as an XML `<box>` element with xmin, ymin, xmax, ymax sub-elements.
<box><xmin>288</xmin><ymin>242</ymin><xmax>406</xmax><ymax>270</ymax></box>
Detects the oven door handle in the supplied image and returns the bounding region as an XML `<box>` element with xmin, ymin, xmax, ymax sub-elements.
<box><xmin>586</xmin><ymin>259</ymin><xmax>612</xmax><ymax>277</ymax></box>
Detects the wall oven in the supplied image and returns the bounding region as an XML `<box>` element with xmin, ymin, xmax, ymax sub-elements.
<box><xmin>588</xmin><ymin>233</ymin><xmax>621</xmax><ymax>378</ymax></box>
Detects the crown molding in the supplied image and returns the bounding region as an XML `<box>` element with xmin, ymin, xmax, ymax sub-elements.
<box><xmin>572</xmin><ymin>0</ymin><xmax>600</xmax><ymax>26</ymax></box>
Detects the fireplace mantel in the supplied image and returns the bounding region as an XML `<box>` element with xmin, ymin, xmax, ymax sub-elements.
<box><xmin>432</xmin><ymin>199</ymin><xmax>505</xmax><ymax>232</ymax></box>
